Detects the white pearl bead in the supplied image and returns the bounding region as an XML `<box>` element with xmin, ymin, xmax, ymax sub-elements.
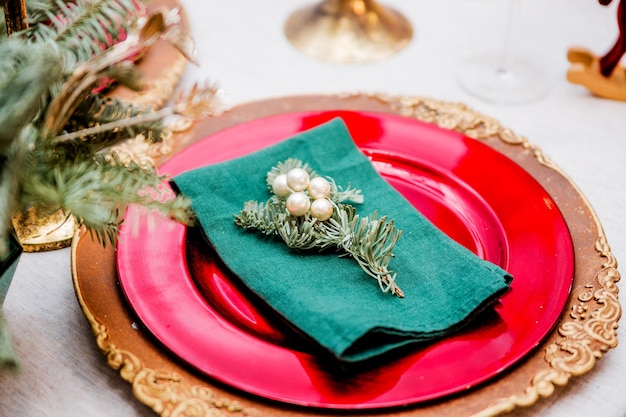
<box><xmin>286</xmin><ymin>168</ymin><xmax>310</xmax><ymax>192</ymax></box>
<box><xmin>310</xmin><ymin>198</ymin><xmax>333</xmax><ymax>221</ymax></box>
<box><xmin>286</xmin><ymin>192</ymin><xmax>311</xmax><ymax>216</ymax></box>
<box><xmin>308</xmin><ymin>177</ymin><xmax>331</xmax><ymax>200</ymax></box>
<box><xmin>272</xmin><ymin>174</ymin><xmax>291</xmax><ymax>197</ymax></box>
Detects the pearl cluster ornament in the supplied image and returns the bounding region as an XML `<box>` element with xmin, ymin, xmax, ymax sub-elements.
<box><xmin>309</xmin><ymin>198</ymin><xmax>333</xmax><ymax>221</ymax></box>
<box><xmin>237</xmin><ymin>158</ymin><xmax>404</xmax><ymax>298</ymax></box>
<box><xmin>271</xmin><ymin>174</ymin><xmax>291</xmax><ymax>197</ymax></box>
<box><xmin>286</xmin><ymin>192</ymin><xmax>310</xmax><ymax>216</ymax></box>
<box><xmin>286</xmin><ymin>168</ymin><xmax>310</xmax><ymax>192</ymax></box>
<box><xmin>272</xmin><ymin>167</ymin><xmax>333</xmax><ymax>220</ymax></box>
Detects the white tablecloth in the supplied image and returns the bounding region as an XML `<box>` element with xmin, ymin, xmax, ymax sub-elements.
<box><xmin>1</xmin><ymin>1</ymin><xmax>625</xmax><ymax>416</ymax></box>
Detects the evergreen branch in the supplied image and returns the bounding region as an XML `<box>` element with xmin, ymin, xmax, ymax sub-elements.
<box><xmin>54</xmin><ymin>83</ymin><xmax>224</xmax><ymax>142</ymax></box>
<box><xmin>234</xmin><ymin>200</ymin><xmax>282</xmax><ymax>236</ymax></box>
<box><xmin>327</xmin><ymin>177</ymin><xmax>364</xmax><ymax>204</ymax></box>
<box><xmin>18</xmin><ymin>151</ymin><xmax>194</xmax><ymax>247</ymax></box>
<box><xmin>41</xmin><ymin>5</ymin><xmax>183</xmax><ymax>136</ymax></box>
<box><xmin>64</xmin><ymin>94</ymin><xmax>164</xmax><ymax>150</ymax></box>
<box><xmin>318</xmin><ymin>206</ymin><xmax>403</xmax><ymax>296</ymax></box>
<box><xmin>23</xmin><ymin>0</ymin><xmax>140</xmax><ymax>69</ymax></box>
<box><xmin>55</xmin><ymin>106</ymin><xmax>171</xmax><ymax>142</ymax></box>
<box><xmin>0</xmin><ymin>39</ymin><xmax>63</xmax><ymax>153</ymax></box>
<box><xmin>235</xmin><ymin>159</ymin><xmax>404</xmax><ymax>297</ymax></box>
<box><xmin>277</xmin><ymin>216</ymin><xmax>320</xmax><ymax>250</ymax></box>
<box><xmin>0</xmin><ymin>127</ymin><xmax>35</xmax><ymax>256</ymax></box>
<box><xmin>235</xmin><ymin>198</ymin><xmax>404</xmax><ymax>297</ymax></box>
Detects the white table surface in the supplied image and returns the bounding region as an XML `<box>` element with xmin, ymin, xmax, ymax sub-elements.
<box><xmin>1</xmin><ymin>0</ymin><xmax>625</xmax><ymax>416</ymax></box>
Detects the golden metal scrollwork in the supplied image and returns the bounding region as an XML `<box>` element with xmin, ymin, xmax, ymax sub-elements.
<box><xmin>132</xmin><ymin>368</ymin><xmax>251</xmax><ymax>417</ymax></box>
<box><xmin>372</xmin><ymin>94</ymin><xmax>528</xmax><ymax>146</ymax></box>
<box><xmin>71</xmin><ymin>236</ymin><xmax>258</xmax><ymax>417</ymax></box>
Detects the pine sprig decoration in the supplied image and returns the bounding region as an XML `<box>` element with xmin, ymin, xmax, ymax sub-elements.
<box><xmin>0</xmin><ymin>1</ymin><xmax>225</xmax><ymax>256</ymax></box>
<box><xmin>0</xmin><ymin>39</ymin><xmax>63</xmax><ymax>154</ymax></box>
<box><xmin>265</xmin><ymin>158</ymin><xmax>364</xmax><ymax>205</ymax></box>
<box><xmin>22</xmin><ymin>0</ymin><xmax>139</xmax><ymax>69</ymax></box>
<box><xmin>235</xmin><ymin>159</ymin><xmax>404</xmax><ymax>298</ymax></box>
<box><xmin>18</xmin><ymin>148</ymin><xmax>194</xmax><ymax>247</ymax></box>
<box><xmin>65</xmin><ymin>94</ymin><xmax>165</xmax><ymax>149</ymax></box>
<box><xmin>0</xmin><ymin>0</ymin><xmax>224</xmax><ymax>370</ymax></box>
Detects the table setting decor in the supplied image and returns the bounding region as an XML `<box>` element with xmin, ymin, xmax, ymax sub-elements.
<box><xmin>71</xmin><ymin>93</ymin><xmax>621</xmax><ymax>417</ymax></box>
<box><xmin>169</xmin><ymin>117</ymin><xmax>513</xmax><ymax>363</ymax></box>
<box><xmin>284</xmin><ymin>0</ymin><xmax>413</xmax><ymax>63</ymax></box>
<box><xmin>0</xmin><ymin>0</ymin><xmax>222</xmax><ymax>371</ymax></box>
<box><xmin>3</xmin><ymin>0</ymin><xmax>197</xmax><ymax>253</ymax></box>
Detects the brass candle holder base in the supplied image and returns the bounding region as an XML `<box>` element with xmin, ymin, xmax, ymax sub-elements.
<box><xmin>284</xmin><ymin>0</ymin><xmax>413</xmax><ymax>64</ymax></box>
<box><xmin>11</xmin><ymin>208</ymin><xmax>77</xmax><ymax>253</ymax></box>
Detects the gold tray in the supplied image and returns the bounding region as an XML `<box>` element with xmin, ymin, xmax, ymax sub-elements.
<box><xmin>71</xmin><ymin>93</ymin><xmax>621</xmax><ymax>417</ymax></box>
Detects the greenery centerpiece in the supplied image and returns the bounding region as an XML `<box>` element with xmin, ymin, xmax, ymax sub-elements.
<box><xmin>0</xmin><ymin>0</ymin><xmax>222</xmax><ymax>370</ymax></box>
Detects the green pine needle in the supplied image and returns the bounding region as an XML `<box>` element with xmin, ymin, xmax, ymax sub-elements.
<box><xmin>235</xmin><ymin>159</ymin><xmax>404</xmax><ymax>297</ymax></box>
<box><xmin>22</xmin><ymin>0</ymin><xmax>141</xmax><ymax>70</ymax></box>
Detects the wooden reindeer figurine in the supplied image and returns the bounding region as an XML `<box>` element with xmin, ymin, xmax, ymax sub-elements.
<box><xmin>567</xmin><ymin>0</ymin><xmax>626</xmax><ymax>101</ymax></box>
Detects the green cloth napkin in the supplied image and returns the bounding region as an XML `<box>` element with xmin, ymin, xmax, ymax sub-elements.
<box><xmin>172</xmin><ymin>118</ymin><xmax>512</xmax><ymax>363</ymax></box>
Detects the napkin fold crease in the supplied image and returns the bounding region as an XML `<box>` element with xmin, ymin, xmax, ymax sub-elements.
<box><xmin>172</xmin><ymin>118</ymin><xmax>512</xmax><ymax>363</ymax></box>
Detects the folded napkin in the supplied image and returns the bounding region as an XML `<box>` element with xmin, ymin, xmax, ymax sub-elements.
<box><xmin>172</xmin><ymin>118</ymin><xmax>512</xmax><ymax>363</ymax></box>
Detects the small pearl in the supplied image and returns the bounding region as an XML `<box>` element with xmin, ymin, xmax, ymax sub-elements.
<box><xmin>310</xmin><ymin>198</ymin><xmax>333</xmax><ymax>221</ymax></box>
<box><xmin>308</xmin><ymin>177</ymin><xmax>331</xmax><ymax>200</ymax></box>
<box><xmin>286</xmin><ymin>168</ymin><xmax>310</xmax><ymax>192</ymax></box>
<box><xmin>286</xmin><ymin>192</ymin><xmax>311</xmax><ymax>216</ymax></box>
<box><xmin>272</xmin><ymin>174</ymin><xmax>291</xmax><ymax>197</ymax></box>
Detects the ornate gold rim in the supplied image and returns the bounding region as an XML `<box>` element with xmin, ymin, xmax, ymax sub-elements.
<box><xmin>70</xmin><ymin>234</ymin><xmax>257</xmax><ymax>417</ymax></box>
<box><xmin>71</xmin><ymin>93</ymin><xmax>621</xmax><ymax>417</ymax></box>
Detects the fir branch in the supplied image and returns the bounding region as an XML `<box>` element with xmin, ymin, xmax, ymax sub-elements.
<box><xmin>276</xmin><ymin>215</ymin><xmax>320</xmax><ymax>250</ymax></box>
<box><xmin>322</xmin><ymin>209</ymin><xmax>403</xmax><ymax>296</ymax></box>
<box><xmin>235</xmin><ymin>200</ymin><xmax>282</xmax><ymax>236</ymax></box>
<box><xmin>0</xmin><ymin>38</ymin><xmax>63</xmax><ymax>153</ymax></box>
<box><xmin>0</xmin><ymin>126</ymin><xmax>34</xmax><ymax>255</ymax></box>
<box><xmin>327</xmin><ymin>176</ymin><xmax>364</xmax><ymax>204</ymax></box>
<box><xmin>22</xmin><ymin>0</ymin><xmax>140</xmax><ymax>69</ymax></box>
<box><xmin>64</xmin><ymin>94</ymin><xmax>164</xmax><ymax>150</ymax></box>
<box><xmin>53</xmin><ymin>83</ymin><xmax>225</xmax><ymax>142</ymax></box>
<box><xmin>18</xmin><ymin>150</ymin><xmax>194</xmax><ymax>247</ymax></box>
<box><xmin>41</xmin><ymin>4</ymin><xmax>185</xmax><ymax>137</ymax></box>
<box><xmin>235</xmin><ymin>159</ymin><xmax>404</xmax><ymax>297</ymax></box>
<box><xmin>235</xmin><ymin>198</ymin><xmax>403</xmax><ymax>297</ymax></box>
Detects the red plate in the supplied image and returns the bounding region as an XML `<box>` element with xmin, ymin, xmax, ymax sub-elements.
<box><xmin>117</xmin><ymin>111</ymin><xmax>574</xmax><ymax>409</ymax></box>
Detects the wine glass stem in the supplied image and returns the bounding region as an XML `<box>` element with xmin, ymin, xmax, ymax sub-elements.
<box><xmin>497</xmin><ymin>0</ymin><xmax>522</xmax><ymax>75</ymax></box>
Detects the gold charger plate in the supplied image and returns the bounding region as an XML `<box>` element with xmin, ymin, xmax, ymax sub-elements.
<box><xmin>71</xmin><ymin>94</ymin><xmax>621</xmax><ymax>417</ymax></box>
